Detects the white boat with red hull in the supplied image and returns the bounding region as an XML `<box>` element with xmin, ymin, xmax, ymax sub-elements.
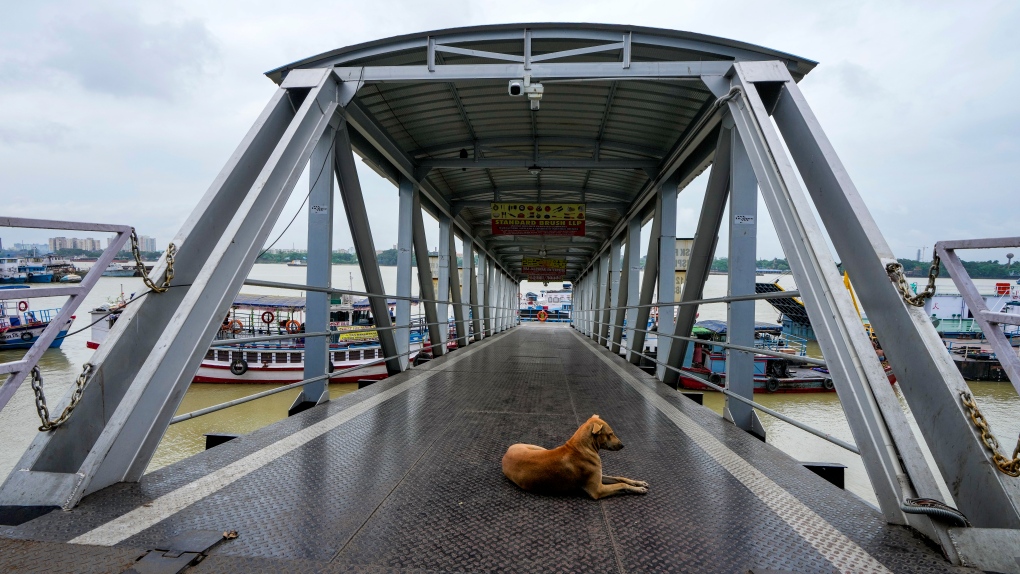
<box><xmin>88</xmin><ymin>293</ymin><xmax>424</xmax><ymax>384</ymax></box>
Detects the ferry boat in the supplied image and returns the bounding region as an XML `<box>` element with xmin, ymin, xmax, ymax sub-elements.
<box><xmin>0</xmin><ymin>258</ymin><xmax>28</xmax><ymax>284</ymax></box>
<box><xmin>0</xmin><ymin>299</ymin><xmax>72</xmax><ymax>349</ymax></box>
<box><xmin>102</xmin><ymin>262</ymin><xmax>137</xmax><ymax>277</ymax></box>
<box><xmin>520</xmin><ymin>289</ymin><xmax>572</xmax><ymax>322</ymax></box>
<box><xmin>18</xmin><ymin>261</ymin><xmax>53</xmax><ymax>283</ymax></box>
<box><xmin>674</xmin><ymin>320</ymin><xmax>897</xmax><ymax>393</ymax></box>
<box><xmin>286</xmin><ymin>259</ymin><xmax>308</xmax><ymax>267</ymax></box>
<box><xmin>88</xmin><ymin>293</ymin><xmax>425</xmax><ymax>384</ymax></box>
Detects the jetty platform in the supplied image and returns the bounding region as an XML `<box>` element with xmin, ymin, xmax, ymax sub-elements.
<box><xmin>0</xmin><ymin>323</ymin><xmax>962</xmax><ymax>573</ymax></box>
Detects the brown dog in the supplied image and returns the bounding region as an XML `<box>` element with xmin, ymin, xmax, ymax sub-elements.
<box><xmin>501</xmin><ymin>414</ymin><xmax>648</xmax><ymax>499</ymax></box>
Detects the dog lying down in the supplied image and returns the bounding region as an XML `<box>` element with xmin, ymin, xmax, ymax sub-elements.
<box><xmin>501</xmin><ymin>414</ymin><xmax>648</xmax><ymax>499</ymax></box>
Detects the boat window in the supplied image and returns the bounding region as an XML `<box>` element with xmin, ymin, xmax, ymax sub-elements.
<box><xmin>217</xmin><ymin>350</ymin><xmax>229</xmax><ymax>362</ymax></box>
<box><xmin>246</xmin><ymin>352</ymin><xmax>258</xmax><ymax>364</ymax></box>
<box><xmin>350</xmin><ymin>349</ymin><xmax>361</xmax><ymax>361</ymax></box>
<box><xmin>276</xmin><ymin>352</ymin><xmax>288</xmax><ymax>364</ymax></box>
<box><xmin>205</xmin><ymin>350</ymin><xmax>214</xmax><ymax>360</ymax></box>
<box><xmin>231</xmin><ymin>351</ymin><xmax>241</xmax><ymax>362</ymax></box>
<box><xmin>334</xmin><ymin>351</ymin><xmax>346</xmax><ymax>362</ymax></box>
<box><xmin>290</xmin><ymin>352</ymin><xmax>301</xmax><ymax>364</ymax></box>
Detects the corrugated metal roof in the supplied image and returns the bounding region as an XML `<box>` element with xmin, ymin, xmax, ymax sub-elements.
<box><xmin>266</xmin><ymin>24</ymin><xmax>817</xmax><ymax>279</ymax></box>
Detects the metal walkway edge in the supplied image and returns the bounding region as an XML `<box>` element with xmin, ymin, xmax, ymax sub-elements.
<box><xmin>0</xmin><ymin>324</ymin><xmax>964</xmax><ymax>573</ymax></box>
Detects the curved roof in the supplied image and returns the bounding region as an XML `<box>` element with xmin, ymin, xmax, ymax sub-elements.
<box><xmin>266</xmin><ymin>24</ymin><xmax>817</xmax><ymax>280</ymax></box>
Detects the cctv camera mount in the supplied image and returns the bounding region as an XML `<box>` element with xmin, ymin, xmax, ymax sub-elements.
<box><xmin>508</xmin><ymin>75</ymin><xmax>544</xmax><ymax>110</ymax></box>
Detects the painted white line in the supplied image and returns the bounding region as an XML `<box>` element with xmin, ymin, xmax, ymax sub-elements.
<box><xmin>70</xmin><ymin>337</ymin><xmax>493</xmax><ymax>547</ymax></box>
<box><xmin>568</xmin><ymin>328</ymin><xmax>892</xmax><ymax>574</ymax></box>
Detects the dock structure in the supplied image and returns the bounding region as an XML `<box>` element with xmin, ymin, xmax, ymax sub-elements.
<box><xmin>1</xmin><ymin>23</ymin><xmax>1018</xmax><ymax>572</ymax></box>
<box><xmin>0</xmin><ymin>324</ymin><xmax>966</xmax><ymax>572</ymax></box>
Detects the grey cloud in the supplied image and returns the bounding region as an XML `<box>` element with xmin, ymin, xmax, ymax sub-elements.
<box><xmin>44</xmin><ymin>7</ymin><xmax>218</xmax><ymax>99</ymax></box>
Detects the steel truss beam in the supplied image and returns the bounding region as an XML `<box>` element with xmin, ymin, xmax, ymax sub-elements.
<box><xmin>724</xmin><ymin>62</ymin><xmax>960</xmax><ymax>555</ymax></box>
<box><xmin>763</xmin><ymin>64</ymin><xmax>1020</xmax><ymax>531</ymax></box>
<box><xmin>333</xmin><ymin>61</ymin><xmax>731</xmax><ymax>83</ymax></box>
<box><xmin>413</xmin><ymin>137</ymin><xmax>662</xmax><ymax>160</ymax></box>
<box><xmin>421</xmin><ymin>158</ymin><xmax>658</xmax><ymax>170</ymax></box>
<box><xmin>0</xmin><ymin>69</ymin><xmax>344</xmax><ymax>509</ymax></box>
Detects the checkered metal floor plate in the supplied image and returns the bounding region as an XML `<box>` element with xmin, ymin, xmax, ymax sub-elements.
<box><xmin>0</xmin><ymin>324</ymin><xmax>966</xmax><ymax>573</ymax></box>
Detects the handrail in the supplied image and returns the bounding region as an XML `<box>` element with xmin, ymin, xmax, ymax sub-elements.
<box><xmin>575</xmin><ymin>324</ymin><xmax>860</xmax><ymax>454</ymax></box>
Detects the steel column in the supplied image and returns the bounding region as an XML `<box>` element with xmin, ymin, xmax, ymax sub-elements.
<box><xmin>449</xmin><ymin>231</ymin><xmax>467</xmax><ymax>347</ymax></box>
<box><xmin>395</xmin><ymin>177</ymin><xmax>414</xmax><ymax>370</ymax></box>
<box><xmin>295</xmin><ymin>123</ymin><xmax>335</xmax><ymax>409</ymax></box>
<box><xmin>469</xmin><ymin>248</ymin><xmax>481</xmax><ymax>341</ymax></box>
<box><xmin>656</xmin><ymin>180</ymin><xmax>678</xmax><ymax>379</ymax></box>
<box><xmin>610</xmin><ymin>235</ymin><xmax>630</xmax><ymax>355</ymax></box>
<box><xmin>335</xmin><ymin>125</ymin><xmax>401</xmax><ymax>376</ymax></box>
<box><xmin>606</xmin><ymin>237</ymin><xmax>622</xmax><ymax>349</ymax></box>
<box><xmin>767</xmin><ymin>64</ymin><xmax>1020</xmax><ymax>529</ymax></box>
<box><xmin>596</xmin><ymin>252</ymin><xmax>610</xmax><ymax>342</ymax></box>
<box><xmin>725</xmin><ymin>128</ymin><xmax>758</xmax><ymax>432</ymax></box>
<box><xmin>623</xmin><ymin>218</ymin><xmax>642</xmax><ymax>360</ymax></box>
<box><xmin>476</xmin><ymin>254</ymin><xmax>487</xmax><ymax>338</ymax></box>
<box><xmin>484</xmin><ymin>257</ymin><xmax>494</xmax><ymax>336</ymax></box>
<box><xmin>663</xmin><ymin>127</ymin><xmax>730</xmax><ymax>387</ymax></box>
<box><xmin>437</xmin><ymin>215</ymin><xmax>452</xmax><ymax>349</ymax></box>
<box><xmin>630</xmin><ymin>207</ymin><xmax>662</xmax><ymax>365</ymax></box>
<box><xmin>411</xmin><ymin>190</ymin><xmax>444</xmax><ymax>357</ymax></box>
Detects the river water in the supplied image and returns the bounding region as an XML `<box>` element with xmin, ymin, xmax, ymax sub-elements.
<box><xmin>0</xmin><ymin>267</ymin><xmax>1016</xmax><ymax>508</ymax></box>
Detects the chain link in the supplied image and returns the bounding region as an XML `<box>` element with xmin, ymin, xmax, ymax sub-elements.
<box><xmin>886</xmin><ymin>252</ymin><xmax>940</xmax><ymax>307</ymax></box>
<box><xmin>130</xmin><ymin>228</ymin><xmax>175</xmax><ymax>294</ymax></box>
<box><xmin>30</xmin><ymin>363</ymin><xmax>93</xmax><ymax>432</ymax></box>
<box><xmin>961</xmin><ymin>391</ymin><xmax>1020</xmax><ymax>477</ymax></box>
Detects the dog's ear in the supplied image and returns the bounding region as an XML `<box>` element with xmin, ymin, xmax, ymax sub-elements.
<box><xmin>592</xmin><ymin>423</ymin><xmax>603</xmax><ymax>434</ymax></box>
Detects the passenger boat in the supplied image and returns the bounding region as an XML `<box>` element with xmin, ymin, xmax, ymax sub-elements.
<box><xmin>0</xmin><ymin>299</ymin><xmax>72</xmax><ymax>349</ymax></box>
<box><xmin>88</xmin><ymin>293</ymin><xmax>425</xmax><ymax>384</ymax></box>
<box><xmin>101</xmin><ymin>262</ymin><xmax>137</xmax><ymax>277</ymax></box>
<box><xmin>520</xmin><ymin>289</ymin><xmax>572</xmax><ymax>322</ymax></box>
<box><xmin>0</xmin><ymin>257</ymin><xmax>28</xmax><ymax>284</ymax></box>
<box><xmin>674</xmin><ymin>320</ymin><xmax>897</xmax><ymax>393</ymax></box>
<box><xmin>286</xmin><ymin>259</ymin><xmax>308</xmax><ymax>267</ymax></box>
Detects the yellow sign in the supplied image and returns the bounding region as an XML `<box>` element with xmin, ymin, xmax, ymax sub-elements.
<box><xmin>522</xmin><ymin>257</ymin><xmax>567</xmax><ymax>270</ymax></box>
<box><xmin>674</xmin><ymin>271</ymin><xmax>687</xmax><ymax>298</ymax></box>
<box><xmin>334</xmin><ymin>326</ymin><xmax>378</xmax><ymax>342</ymax></box>
<box><xmin>491</xmin><ymin>202</ymin><xmax>586</xmax><ymax>236</ymax></box>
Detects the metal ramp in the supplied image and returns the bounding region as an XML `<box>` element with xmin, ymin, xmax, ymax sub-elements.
<box><xmin>0</xmin><ymin>325</ymin><xmax>972</xmax><ymax>573</ymax></box>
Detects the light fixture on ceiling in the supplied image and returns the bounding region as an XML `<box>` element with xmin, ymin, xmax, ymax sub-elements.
<box><xmin>528</xmin><ymin>164</ymin><xmax>542</xmax><ymax>176</ymax></box>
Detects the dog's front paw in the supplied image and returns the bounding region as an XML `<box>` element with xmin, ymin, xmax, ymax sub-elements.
<box><xmin>631</xmin><ymin>480</ymin><xmax>649</xmax><ymax>488</ymax></box>
<box><xmin>631</xmin><ymin>486</ymin><xmax>649</xmax><ymax>494</ymax></box>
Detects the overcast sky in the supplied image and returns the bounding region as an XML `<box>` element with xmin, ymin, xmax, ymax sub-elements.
<box><xmin>2</xmin><ymin>1</ymin><xmax>1017</xmax><ymax>264</ymax></box>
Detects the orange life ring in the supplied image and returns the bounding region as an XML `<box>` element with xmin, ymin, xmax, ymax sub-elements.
<box><xmin>537</xmin><ymin>310</ymin><xmax>548</xmax><ymax>322</ymax></box>
<box><xmin>261</xmin><ymin>311</ymin><xmax>275</xmax><ymax>324</ymax></box>
<box><xmin>285</xmin><ymin>320</ymin><xmax>301</xmax><ymax>334</ymax></box>
<box><xmin>17</xmin><ymin>301</ymin><xmax>28</xmax><ymax>312</ymax></box>
<box><xmin>227</xmin><ymin>319</ymin><xmax>244</xmax><ymax>334</ymax></box>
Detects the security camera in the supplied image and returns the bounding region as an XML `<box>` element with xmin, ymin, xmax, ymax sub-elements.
<box><xmin>509</xmin><ymin>76</ymin><xmax>544</xmax><ymax>109</ymax></box>
<box><xmin>508</xmin><ymin>80</ymin><xmax>523</xmax><ymax>96</ymax></box>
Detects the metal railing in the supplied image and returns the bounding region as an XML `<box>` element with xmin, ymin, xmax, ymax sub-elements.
<box><xmin>569</xmin><ymin>292</ymin><xmax>862</xmax><ymax>454</ymax></box>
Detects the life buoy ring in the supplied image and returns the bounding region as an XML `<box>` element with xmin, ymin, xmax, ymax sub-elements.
<box><xmin>537</xmin><ymin>310</ymin><xmax>548</xmax><ymax>322</ymax></box>
<box><xmin>227</xmin><ymin>319</ymin><xmax>244</xmax><ymax>334</ymax></box>
<box><xmin>20</xmin><ymin>332</ymin><xmax>33</xmax><ymax>342</ymax></box>
<box><xmin>766</xmin><ymin>376</ymin><xmax>780</xmax><ymax>393</ymax></box>
<box><xmin>708</xmin><ymin>373</ymin><xmax>722</xmax><ymax>385</ymax></box>
<box><xmin>285</xmin><ymin>320</ymin><xmax>300</xmax><ymax>334</ymax></box>
<box><xmin>328</xmin><ymin>362</ymin><xmax>335</xmax><ymax>374</ymax></box>
<box><xmin>823</xmin><ymin>378</ymin><xmax>835</xmax><ymax>391</ymax></box>
<box><xmin>230</xmin><ymin>358</ymin><xmax>248</xmax><ymax>375</ymax></box>
<box><xmin>17</xmin><ymin>301</ymin><xmax>28</xmax><ymax>312</ymax></box>
<box><xmin>261</xmin><ymin>311</ymin><xmax>275</xmax><ymax>324</ymax></box>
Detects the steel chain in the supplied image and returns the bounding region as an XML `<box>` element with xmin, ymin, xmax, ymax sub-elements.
<box><xmin>30</xmin><ymin>363</ymin><xmax>93</xmax><ymax>432</ymax></box>
<box><xmin>130</xmin><ymin>228</ymin><xmax>176</xmax><ymax>293</ymax></box>
<box><xmin>961</xmin><ymin>391</ymin><xmax>1020</xmax><ymax>477</ymax></box>
<box><xmin>886</xmin><ymin>253</ymin><xmax>940</xmax><ymax>307</ymax></box>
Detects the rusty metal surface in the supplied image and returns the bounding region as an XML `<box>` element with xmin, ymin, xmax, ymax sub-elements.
<box><xmin>1</xmin><ymin>325</ymin><xmax>969</xmax><ymax>572</ymax></box>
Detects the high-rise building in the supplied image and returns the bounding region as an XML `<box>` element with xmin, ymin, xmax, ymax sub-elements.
<box><xmin>138</xmin><ymin>235</ymin><xmax>157</xmax><ymax>252</ymax></box>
